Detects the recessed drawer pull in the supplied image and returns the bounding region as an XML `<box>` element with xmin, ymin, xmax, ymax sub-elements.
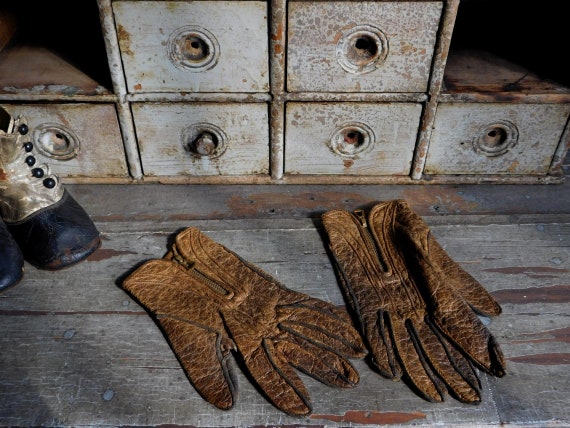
<box><xmin>168</xmin><ymin>26</ymin><xmax>220</xmax><ymax>72</ymax></box>
<box><xmin>329</xmin><ymin>122</ymin><xmax>375</xmax><ymax>157</ymax></box>
<box><xmin>472</xmin><ymin>120</ymin><xmax>519</xmax><ymax>157</ymax></box>
<box><xmin>33</xmin><ymin>123</ymin><xmax>80</xmax><ymax>160</ymax></box>
<box><xmin>336</xmin><ymin>25</ymin><xmax>388</xmax><ymax>75</ymax></box>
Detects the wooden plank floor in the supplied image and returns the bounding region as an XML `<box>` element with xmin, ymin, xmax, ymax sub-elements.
<box><xmin>1</xmin><ymin>178</ymin><xmax>569</xmax><ymax>427</ymax></box>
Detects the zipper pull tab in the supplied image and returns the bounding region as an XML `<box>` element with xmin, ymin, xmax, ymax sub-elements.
<box><xmin>354</xmin><ymin>209</ymin><xmax>367</xmax><ymax>228</ymax></box>
<box><xmin>170</xmin><ymin>244</ymin><xmax>195</xmax><ymax>270</ymax></box>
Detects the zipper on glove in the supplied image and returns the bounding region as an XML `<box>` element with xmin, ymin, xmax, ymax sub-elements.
<box><xmin>170</xmin><ymin>243</ymin><xmax>231</xmax><ymax>297</ymax></box>
<box><xmin>352</xmin><ymin>209</ymin><xmax>390</xmax><ymax>274</ymax></box>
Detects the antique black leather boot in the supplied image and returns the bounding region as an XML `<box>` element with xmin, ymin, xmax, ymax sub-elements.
<box><xmin>0</xmin><ymin>216</ymin><xmax>24</xmax><ymax>291</ymax></box>
<box><xmin>0</xmin><ymin>106</ymin><xmax>101</xmax><ymax>270</ymax></box>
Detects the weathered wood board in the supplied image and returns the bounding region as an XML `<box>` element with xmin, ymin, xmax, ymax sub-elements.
<box><xmin>0</xmin><ymin>182</ymin><xmax>569</xmax><ymax>427</ymax></box>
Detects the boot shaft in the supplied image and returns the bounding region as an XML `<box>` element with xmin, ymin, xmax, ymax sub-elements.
<box><xmin>0</xmin><ymin>106</ymin><xmax>64</xmax><ymax>223</ymax></box>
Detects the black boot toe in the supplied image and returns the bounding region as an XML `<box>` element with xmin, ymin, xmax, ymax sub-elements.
<box><xmin>7</xmin><ymin>190</ymin><xmax>101</xmax><ymax>270</ymax></box>
<box><xmin>0</xmin><ymin>218</ymin><xmax>24</xmax><ymax>291</ymax></box>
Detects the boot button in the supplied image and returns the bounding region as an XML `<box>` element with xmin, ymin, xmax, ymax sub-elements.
<box><xmin>43</xmin><ymin>177</ymin><xmax>56</xmax><ymax>188</ymax></box>
<box><xmin>25</xmin><ymin>155</ymin><xmax>36</xmax><ymax>166</ymax></box>
<box><xmin>18</xmin><ymin>124</ymin><xmax>29</xmax><ymax>135</ymax></box>
<box><xmin>23</xmin><ymin>142</ymin><xmax>33</xmax><ymax>152</ymax></box>
<box><xmin>32</xmin><ymin>168</ymin><xmax>44</xmax><ymax>178</ymax></box>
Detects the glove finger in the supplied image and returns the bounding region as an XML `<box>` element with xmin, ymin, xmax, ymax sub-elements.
<box><xmin>322</xmin><ymin>211</ymin><xmax>400</xmax><ymax>373</ymax></box>
<box><xmin>433</xmin><ymin>297</ymin><xmax>507</xmax><ymax>377</ymax></box>
<box><xmin>328</xmin><ymin>250</ymin><xmax>398</xmax><ymax>373</ymax></box>
<box><xmin>389</xmin><ymin>315</ymin><xmax>446</xmax><ymax>403</ymax></box>
<box><xmin>276</xmin><ymin>334</ymin><xmax>360</xmax><ymax>388</ymax></box>
<box><xmin>250</xmin><ymin>339</ymin><xmax>313</xmax><ymax>416</ymax></box>
<box><xmin>278</xmin><ymin>296</ymin><xmax>367</xmax><ymax>359</ymax></box>
<box><xmin>158</xmin><ymin>317</ymin><xmax>237</xmax><ymax>410</ymax></box>
<box><xmin>122</xmin><ymin>260</ymin><xmax>238</xmax><ymax>410</ymax></box>
<box><xmin>417</xmin><ymin>320</ymin><xmax>482</xmax><ymax>404</ymax></box>
<box><xmin>221</xmin><ymin>308</ymin><xmax>318</xmax><ymax>416</ymax></box>
<box><xmin>428</xmin><ymin>236</ymin><xmax>502</xmax><ymax>317</ymax></box>
<box><xmin>363</xmin><ymin>309</ymin><xmax>401</xmax><ymax>378</ymax></box>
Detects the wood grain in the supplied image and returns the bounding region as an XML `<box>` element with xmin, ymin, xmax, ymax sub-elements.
<box><xmin>0</xmin><ymin>183</ymin><xmax>568</xmax><ymax>427</ymax></box>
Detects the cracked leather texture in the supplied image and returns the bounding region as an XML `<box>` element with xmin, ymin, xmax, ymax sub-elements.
<box><xmin>122</xmin><ymin>227</ymin><xmax>367</xmax><ymax>416</ymax></box>
<box><xmin>321</xmin><ymin>199</ymin><xmax>506</xmax><ymax>404</ymax></box>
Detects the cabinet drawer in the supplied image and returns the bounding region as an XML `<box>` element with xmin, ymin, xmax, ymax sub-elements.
<box><xmin>132</xmin><ymin>103</ymin><xmax>269</xmax><ymax>176</ymax></box>
<box><xmin>285</xmin><ymin>102</ymin><xmax>422</xmax><ymax>175</ymax></box>
<box><xmin>112</xmin><ymin>1</ymin><xmax>269</xmax><ymax>94</ymax></box>
<box><xmin>425</xmin><ymin>103</ymin><xmax>570</xmax><ymax>175</ymax></box>
<box><xmin>287</xmin><ymin>1</ymin><xmax>442</xmax><ymax>93</ymax></box>
<box><xmin>3</xmin><ymin>103</ymin><xmax>128</xmax><ymax>179</ymax></box>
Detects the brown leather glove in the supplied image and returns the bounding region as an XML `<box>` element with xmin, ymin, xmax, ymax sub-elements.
<box><xmin>321</xmin><ymin>200</ymin><xmax>506</xmax><ymax>404</ymax></box>
<box><xmin>122</xmin><ymin>227</ymin><xmax>367</xmax><ymax>416</ymax></box>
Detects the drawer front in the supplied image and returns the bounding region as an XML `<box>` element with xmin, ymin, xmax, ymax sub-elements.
<box><xmin>285</xmin><ymin>102</ymin><xmax>422</xmax><ymax>175</ymax></box>
<box><xmin>132</xmin><ymin>103</ymin><xmax>269</xmax><ymax>176</ymax></box>
<box><xmin>113</xmin><ymin>1</ymin><xmax>269</xmax><ymax>93</ymax></box>
<box><xmin>287</xmin><ymin>1</ymin><xmax>442</xmax><ymax>93</ymax></box>
<box><xmin>4</xmin><ymin>103</ymin><xmax>128</xmax><ymax>178</ymax></box>
<box><xmin>425</xmin><ymin>103</ymin><xmax>570</xmax><ymax>175</ymax></box>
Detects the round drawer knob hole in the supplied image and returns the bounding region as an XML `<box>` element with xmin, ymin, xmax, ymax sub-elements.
<box><xmin>32</xmin><ymin>123</ymin><xmax>80</xmax><ymax>160</ymax></box>
<box><xmin>472</xmin><ymin>120</ymin><xmax>518</xmax><ymax>157</ymax></box>
<box><xmin>336</xmin><ymin>25</ymin><xmax>388</xmax><ymax>74</ymax></box>
<box><xmin>329</xmin><ymin>122</ymin><xmax>375</xmax><ymax>158</ymax></box>
<box><xmin>182</xmin><ymin>36</ymin><xmax>210</xmax><ymax>63</ymax></box>
<box><xmin>168</xmin><ymin>26</ymin><xmax>220</xmax><ymax>72</ymax></box>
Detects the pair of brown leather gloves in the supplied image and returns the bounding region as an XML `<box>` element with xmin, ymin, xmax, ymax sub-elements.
<box><xmin>122</xmin><ymin>200</ymin><xmax>506</xmax><ymax>417</ymax></box>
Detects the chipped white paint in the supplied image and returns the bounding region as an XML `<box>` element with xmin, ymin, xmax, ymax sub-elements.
<box><xmin>2</xmin><ymin>103</ymin><xmax>129</xmax><ymax>178</ymax></box>
<box><xmin>1</xmin><ymin>0</ymin><xmax>568</xmax><ymax>184</ymax></box>
<box><xmin>425</xmin><ymin>103</ymin><xmax>570</xmax><ymax>175</ymax></box>
<box><xmin>285</xmin><ymin>102</ymin><xmax>422</xmax><ymax>175</ymax></box>
<box><xmin>112</xmin><ymin>1</ymin><xmax>269</xmax><ymax>93</ymax></box>
<box><xmin>287</xmin><ymin>1</ymin><xmax>443</xmax><ymax>93</ymax></box>
<box><xmin>132</xmin><ymin>102</ymin><xmax>269</xmax><ymax>176</ymax></box>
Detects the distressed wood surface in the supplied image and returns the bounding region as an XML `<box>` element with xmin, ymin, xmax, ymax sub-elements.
<box><xmin>2</xmin><ymin>103</ymin><xmax>129</xmax><ymax>179</ymax></box>
<box><xmin>286</xmin><ymin>1</ymin><xmax>442</xmax><ymax>93</ymax></box>
<box><xmin>425</xmin><ymin>103</ymin><xmax>570</xmax><ymax>176</ymax></box>
<box><xmin>132</xmin><ymin>102</ymin><xmax>270</xmax><ymax>177</ymax></box>
<box><xmin>285</xmin><ymin>102</ymin><xmax>422</xmax><ymax>176</ymax></box>
<box><xmin>442</xmin><ymin>50</ymin><xmax>570</xmax><ymax>100</ymax></box>
<box><xmin>0</xmin><ymin>182</ymin><xmax>568</xmax><ymax>427</ymax></box>
<box><xmin>0</xmin><ymin>46</ymin><xmax>111</xmax><ymax>97</ymax></box>
<box><xmin>112</xmin><ymin>1</ymin><xmax>269</xmax><ymax>93</ymax></box>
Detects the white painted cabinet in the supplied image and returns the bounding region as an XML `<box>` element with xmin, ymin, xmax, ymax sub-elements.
<box><xmin>1</xmin><ymin>104</ymin><xmax>129</xmax><ymax>179</ymax></box>
<box><xmin>112</xmin><ymin>1</ymin><xmax>269</xmax><ymax>93</ymax></box>
<box><xmin>0</xmin><ymin>1</ymin><xmax>568</xmax><ymax>184</ymax></box>
<box><xmin>133</xmin><ymin>103</ymin><xmax>269</xmax><ymax>176</ymax></box>
<box><xmin>285</xmin><ymin>103</ymin><xmax>422</xmax><ymax>175</ymax></box>
<box><xmin>425</xmin><ymin>103</ymin><xmax>570</xmax><ymax>175</ymax></box>
<box><xmin>287</xmin><ymin>1</ymin><xmax>442</xmax><ymax>93</ymax></box>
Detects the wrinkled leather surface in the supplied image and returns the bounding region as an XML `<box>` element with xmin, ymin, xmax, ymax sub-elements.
<box><xmin>7</xmin><ymin>190</ymin><xmax>100</xmax><ymax>270</ymax></box>
<box><xmin>321</xmin><ymin>199</ymin><xmax>506</xmax><ymax>404</ymax></box>
<box><xmin>0</xmin><ymin>216</ymin><xmax>23</xmax><ymax>291</ymax></box>
<box><xmin>122</xmin><ymin>227</ymin><xmax>367</xmax><ymax>416</ymax></box>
